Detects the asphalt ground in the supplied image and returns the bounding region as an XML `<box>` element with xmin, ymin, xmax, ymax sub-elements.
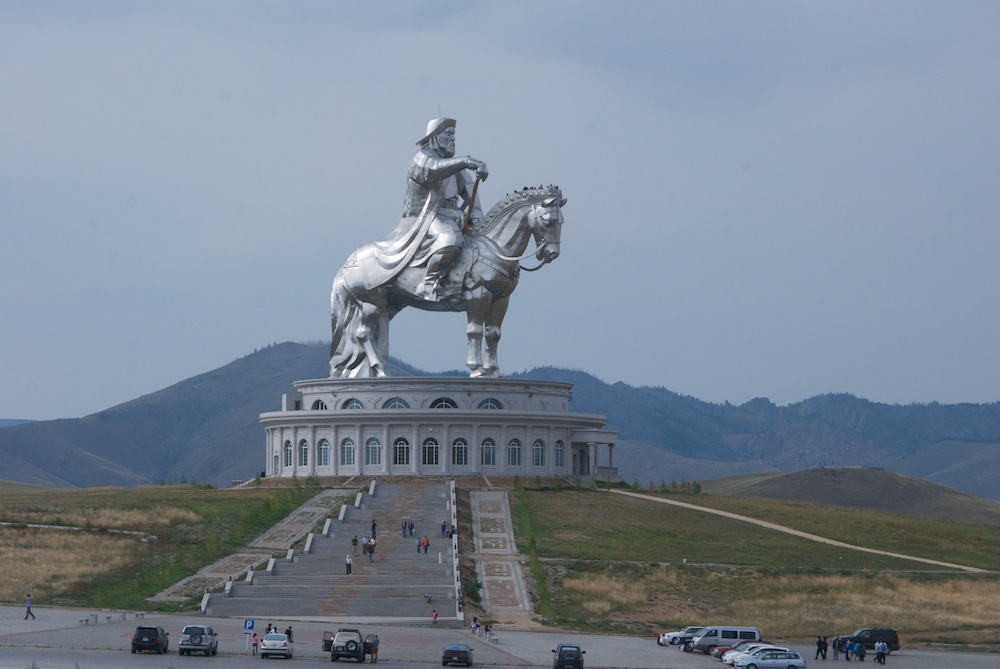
<box><xmin>2</xmin><ymin>605</ymin><xmax>998</xmax><ymax>669</ymax></box>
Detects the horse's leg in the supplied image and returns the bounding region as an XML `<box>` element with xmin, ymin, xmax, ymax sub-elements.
<box><xmin>356</xmin><ymin>298</ymin><xmax>389</xmax><ymax>377</ymax></box>
<box><xmin>482</xmin><ymin>296</ymin><xmax>510</xmax><ymax>377</ymax></box>
<box><xmin>465</xmin><ymin>286</ymin><xmax>490</xmax><ymax>376</ymax></box>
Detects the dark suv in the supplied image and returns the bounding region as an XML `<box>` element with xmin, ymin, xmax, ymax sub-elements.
<box><xmin>131</xmin><ymin>625</ymin><xmax>169</xmax><ymax>654</ymax></box>
<box><xmin>844</xmin><ymin>628</ymin><xmax>899</xmax><ymax>652</ymax></box>
<box><xmin>552</xmin><ymin>644</ymin><xmax>585</xmax><ymax>669</ymax></box>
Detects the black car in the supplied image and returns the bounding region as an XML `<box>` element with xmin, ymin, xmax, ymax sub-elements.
<box><xmin>552</xmin><ymin>644</ymin><xmax>585</xmax><ymax>669</ymax></box>
<box><xmin>842</xmin><ymin>627</ymin><xmax>900</xmax><ymax>652</ymax></box>
<box><xmin>442</xmin><ymin>643</ymin><xmax>474</xmax><ymax>667</ymax></box>
<box><xmin>131</xmin><ymin>625</ymin><xmax>169</xmax><ymax>654</ymax></box>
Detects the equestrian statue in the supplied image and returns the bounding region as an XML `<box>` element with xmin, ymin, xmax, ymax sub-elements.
<box><xmin>330</xmin><ymin>117</ymin><xmax>566</xmax><ymax>379</ymax></box>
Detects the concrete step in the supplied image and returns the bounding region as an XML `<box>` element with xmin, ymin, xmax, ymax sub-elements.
<box><xmin>207</xmin><ymin>481</ymin><xmax>458</xmax><ymax>620</ymax></box>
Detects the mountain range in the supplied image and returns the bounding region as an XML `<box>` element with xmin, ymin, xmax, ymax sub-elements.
<box><xmin>2</xmin><ymin>342</ymin><xmax>999</xmax><ymax>500</ymax></box>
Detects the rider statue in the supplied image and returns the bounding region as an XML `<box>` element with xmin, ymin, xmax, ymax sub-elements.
<box><xmin>372</xmin><ymin>118</ymin><xmax>490</xmax><ymax>301</ymax></box>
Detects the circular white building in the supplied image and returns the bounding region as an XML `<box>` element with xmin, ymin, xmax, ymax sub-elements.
<box><xmin>260</xmin><ymin>377</ymin><xmax>618</xmax><ymax>480</ymax></box>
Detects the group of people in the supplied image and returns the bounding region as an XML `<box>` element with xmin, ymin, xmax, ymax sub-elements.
<box><xmin>819</xmin><ymin>636</ymin><xmax>889</xmax><ymax>663</ymax></box>
<box><xmin>350</xmin><ymin>534</ymin><xmax>378</xmax><ymax>563</ymax></box>
<box><xmin>470</xmin><ymin>617</ymin><xmax>492</xmax><ymax>638</ymax></box>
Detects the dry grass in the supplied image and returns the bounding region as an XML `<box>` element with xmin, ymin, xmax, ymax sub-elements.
<box><xmin>2</xmin><ymin>504</ymin><xmax>200</xmax><ymax>530</ymax></box>
<box><xmin>0</xmin><ymin>527</ymin><xmax>139</xmax><ymax>602</ymax></box>
<box><xmin>724</xmin><ymin>574</ymin><xmax>1000</xmax><ymax>638</ymax></box>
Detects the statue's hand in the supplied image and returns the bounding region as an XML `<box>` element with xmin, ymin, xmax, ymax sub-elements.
<box><xmin>466</xmin><ymin>158</ymin><xmax>489</xmax><ymax>181</ymax></box>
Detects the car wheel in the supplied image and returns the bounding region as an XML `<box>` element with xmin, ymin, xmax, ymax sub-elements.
<box><xmin>705</xmin><ymin>645</ymin><xmax>716</xmax><ymax>655</ymax></box>
<box><xmin>683</xmin><ymin>642</ymin><xmax>692</xmax><ymax>652</ymax></box>
<box><xmin>468</xmin><ymin>661</ymin><xmax>473</xmax><ymax>667</ymax></box>
<box><xmin>747</xmin><ymin>664</ymin><xmax>757</xmax><ymax>669</ymax></box>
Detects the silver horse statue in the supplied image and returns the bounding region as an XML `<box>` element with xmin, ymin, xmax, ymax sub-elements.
<box><xmin>330</xmin><ymin>185</ymin><xmax>566</xmax><ymax>378</ymax></box>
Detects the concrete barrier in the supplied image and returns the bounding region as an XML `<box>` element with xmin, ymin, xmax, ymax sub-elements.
<box><xmin>304</xmin><ymin>533</ymin><xmax>314</xmax><ymax>554</ymax></box>
<box><xmin>322</xmin><ymin>518</ymin><xmax>332</xmax><ymax>535</ymax></box>
<box><xmin>339</xmin><ymin>504</ymin><xmax>347</xmax><ymax>521</ymax></box>
<box><xmin>354</xmin><ymin>492</ymin><xmax>363</xmax><ymax>508</ymax></box>
<box><xmin>369</xmin><ymin>479</ymin><xmax>377</xmax><ymax>496</ymax></box>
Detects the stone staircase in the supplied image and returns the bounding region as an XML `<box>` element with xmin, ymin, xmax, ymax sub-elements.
<box><xmin>205</xmin><ymin>481</ymin><xmax>458</xmax><ymax>621</ymax></box>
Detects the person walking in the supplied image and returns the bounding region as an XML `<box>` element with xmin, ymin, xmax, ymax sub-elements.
<box><xmin>432</xmin><ymin>609</ymin><xmax>438</xmax><ymax>624</ymax></box>
<box><xmin>831</xmin><ymin>637</ymin><xmax>840</xmax><ymax>661</ymax></box>
<box><xmin>251</xmin><ymin>632</ymin><xmax>259</xmax><ymax>655</ymax></box>
<box><xmin>422</xmin><ymin>535</ymin><xmax>430</xmax><ymax>554</ymax></box>
<box><xmin>822</xmin><ymin>637</ymin><xmax>829</xmax><ymax>660</ymax></box>
<box><xmin>346</xmin><ymin>554</ymin><xmax>353</xmax><ymax>575</ymax></box>
<box><xmin>816</xmin><ymin>636</ymin><xmax>824</xmax><ymax>660</ymax></box>
<box><xmin>352</xmin><ymin>535</ymin><xmax>359</xmax><ymax>555</ymax></box>
<box><xmin>370</xmin><ymin>634</ymin><xmax>379</xmax><ymax>663</ymax></box>
<box><xmin>371</xmin><ymin>519</ymin><xmax>377</xmax><ymax>539</ymax></box>
<box><xmin>24</xmin><ymin>593</ymin><xmax>36</xmax><ymax>620</ymax></box>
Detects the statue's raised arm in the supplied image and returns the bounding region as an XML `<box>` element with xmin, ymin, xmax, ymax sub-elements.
<box><xmin>330</xmin><ymin>118</ymin><xmax>566</xmax><ymax>379</ymax></box>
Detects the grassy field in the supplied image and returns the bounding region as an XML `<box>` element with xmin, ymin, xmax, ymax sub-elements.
<box><xmin>509</xmin><ymin>481</ymin><xmax>1000</xmax><ymax>649</ymax></box>
<box><xmin>0</xmin><ymin>478</ymin><xmax>324</xmax><ymax>611</ymax></box>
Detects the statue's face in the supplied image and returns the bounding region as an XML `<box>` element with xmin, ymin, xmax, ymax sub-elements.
<box><xmin>432</xmin><ymin>127</ymin><xmax>456</xmax><ymax>157</ymax></box>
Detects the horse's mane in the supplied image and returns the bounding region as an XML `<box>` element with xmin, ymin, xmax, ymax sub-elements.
<box><xmin>475</xmin><ymin>185</ymin><xmax>563</xmax><ymax>236</ymax></box>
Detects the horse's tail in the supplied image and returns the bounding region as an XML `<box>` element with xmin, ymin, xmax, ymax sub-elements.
<box><xmin>330</xmin><ymin>272</ymin><xmax>360</xmax><ymax>376</ymax></box>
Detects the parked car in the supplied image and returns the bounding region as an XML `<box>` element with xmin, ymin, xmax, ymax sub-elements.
<box><xmin>840</xmin><ymin>627</ymin><xmax>899</xmax><ymax>652</ymax></box>
<box><xmin>131</xmin><ymin>625</ymin><xmax>169</xmax><ymax>654</ymax></box>
<box><xmin>719</xmin><ymin>641</ymin><xmax>777</xmax><ymax>666</ymax></box>
<box><xmin>689</xmin><ymin>626</ymin><xmax>761</xmax><ymax>654</ymax></box>
<box><xmin>658</xmin><ymin>626</ymin><xmax>705</xmax><ymax>646</ymax></box>
<box><xmin>330</xmin><ymin>628</ymin><xmax>370</xmax><ymax>662</ymax></box>
<box><xmin>726</xmin><ymin>646</ymin><xmax>788</xmax><ymax>667</ymax></box>
<box><xmin>713</xmin><ymin>640</ymin><xmax>773</xmax><ymax>659</ymax></box>
<box><xmin>442</xmin><ymin>643</ymin><xmax>474</xmax><ymax>667</ymax></box>
<box><xmin>552</xmin><ymin>644</ymin><xmax>585</xmax><ymax>669</ymax></box>
<box><xmin>260</xmin><ymin>633</ymin><xmax>293</xmax><ymax>659</ymax></box>
<box><xmin>178</xmin><ymin>624</ymin><xmax>218</xmax><ymax>656</ymax></box>
<box><xmin>734</xmin><ymin>649</ymin><xmax>806</xmax><ymax>669</ymax></box>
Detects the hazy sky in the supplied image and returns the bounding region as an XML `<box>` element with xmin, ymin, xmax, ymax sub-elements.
<box><xmin>2</xmin><ymin>1</ymin><xmax>998</xmax><ymax>420</ymax></box>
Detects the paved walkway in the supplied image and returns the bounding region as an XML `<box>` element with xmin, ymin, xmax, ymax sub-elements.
<box><xmin>468</xmin><ymin>490</ymin><xmax>531</xmax><ymax>612</ymax></box>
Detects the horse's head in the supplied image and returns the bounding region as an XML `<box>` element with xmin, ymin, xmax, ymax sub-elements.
<box><xmin>529</xmin><ymin>186</ymin><xmax>566</xmax><ymax>264</ymax></box>
<box><xmin>477</xmin><ymin>185</ymin><xmax>567</xmax><ymax>267</ymax></box>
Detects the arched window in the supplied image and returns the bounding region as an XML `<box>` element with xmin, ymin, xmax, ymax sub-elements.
<box><xmin>533</xmin><ymin>439</ymin><xmax>545</xmax><ymax>467</ymax></box>
<box><xmin>311</xmin><ymin>399</ymin><xmax>328</xmax><ymax>410</ymax></box>
<box><xmin>365</xmin><ymin>437</ymin><xmax>381</xmax><ymax>466</ymax></box>
<box><xmin>342</xmin><ymin>398</ymin><xmax>365</xmax><ymax>410</ymax></box>
<box><xmin>480</xmin><ymin>439</ymin><xmax>496</xmax><ymax>467</ymax></box>
<box><xmin>477</xmin><ymin>398</ymin><xmax>503</xmax><ymax>410</ymax></box>
<box><xmin>430</xmin><ymin>397</ymin><xmax>458</xmax><ymax>409</ymax></box>
<box><xmin>283</xmin><ymin>441</ymin><xmax>293</xmax><ymax>467</ymax></box>
<box><xmin>422</xmin><ymin>438</ymin><xmax>440</xmax><ymax>466</ymax></box>
<box><xmin>507</xmin><ymin>439</ymin><xmax>522</xmax><ymax>467</ymax></box>
<box><xmin>298</xmin><ymin>439</ymin><xmax>309</xmax><ymax>467</ymax></box>
<box><xmin>340</xmin><ymin>438</ymin><xmax>356</xmax><ymax>466</ymax></box>
<box><xmin>451</xmin><ymin>438</ymin><xmax>468</xmax><ymax>466</ymax></box>
<box><xmin>318</xmin><ymin>440</ymin><xmax>330</xmax><ymax>467</ymax></box>
<box><xmin>393</xmin><ymin>437</ymin><xmax>410</xmax><ymax>465</ymax></box>
<box><xmin>555</xmin><ymin>441</ymin><xmax>565</xmax><ymax>468</ymax></box>
<box><xmin>383</xmin><ymin>397</ymin><xmax>410</xmax><ymax>409</ymax></box>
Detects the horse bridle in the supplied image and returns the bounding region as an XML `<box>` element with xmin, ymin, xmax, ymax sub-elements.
<box><xmin>489</xmin><ymin>203</ymin><xmax>559</xmax><ymax>272</ymax></box>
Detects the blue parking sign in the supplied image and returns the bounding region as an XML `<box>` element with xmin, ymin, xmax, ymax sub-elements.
<box><xmin>244</xmin><ymin>619</ymin><xmax>254</xmax><ymax>631</ymax></box>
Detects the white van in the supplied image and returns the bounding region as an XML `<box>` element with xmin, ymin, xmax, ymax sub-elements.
<box><xmin>687</xmin><ymin>626</ymin><xmax>761</xmax><ymax>654</ymax></box>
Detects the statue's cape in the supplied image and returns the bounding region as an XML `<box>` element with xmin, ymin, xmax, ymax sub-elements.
<box><xmin>367</xmin><ymin>192</ymin><xmax>450</xmax><ymax>289</ymax></box>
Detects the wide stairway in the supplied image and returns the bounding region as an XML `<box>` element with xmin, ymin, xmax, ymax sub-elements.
<box><xmin>206</xmin><ymin>481</ymin><xmax>458</xmax><ymax>620</ymax></box>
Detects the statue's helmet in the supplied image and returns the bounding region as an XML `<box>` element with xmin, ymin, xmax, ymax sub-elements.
<box><xmin>416</xmin><ymin>118</ymin><xmax>456</xmax><ymax>147</ymax></box>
